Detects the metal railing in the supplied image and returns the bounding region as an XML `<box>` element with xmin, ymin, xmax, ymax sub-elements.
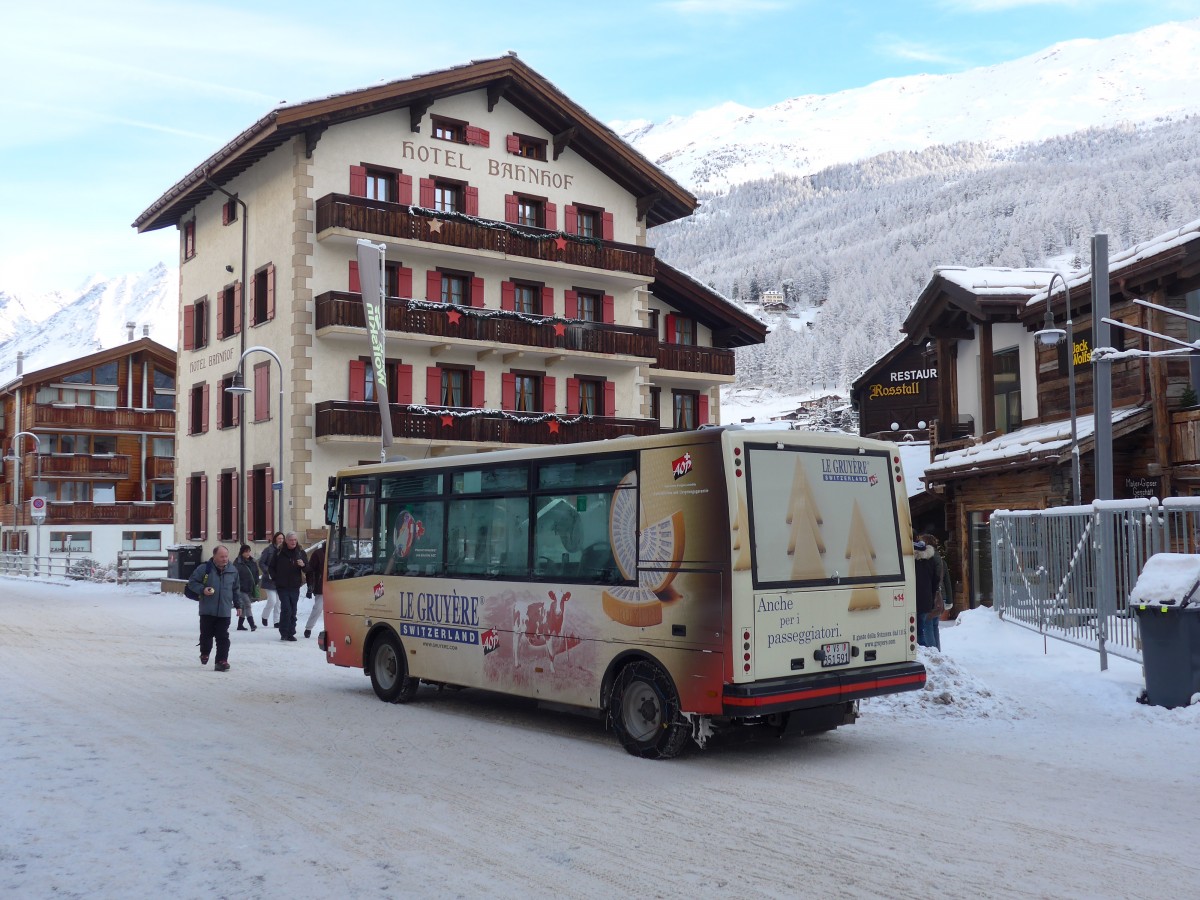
<box><xmin>991</xmin><ymin>497</ymin><xmax>1200</xmax><ymax>668</ymax></box>
<box><xmin>0</xmin><ymin>551</ymin><xmax>168</xmax><ymax>583</ymax></box>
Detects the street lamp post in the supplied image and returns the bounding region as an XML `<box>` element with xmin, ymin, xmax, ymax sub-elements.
<box><xmin>4</xmin><ymin>431</ymin><xmax>43</xmax><ymax>568</ymax></box>
<box><xmin>1034</xmin><ymin>271</ymin><xmax>1081</xmax><ymax>506</ymax></box>
<box><xmin>226</xmin><ymin>346</ymin><xmax>285</xmax><ymax>536</ymax></box>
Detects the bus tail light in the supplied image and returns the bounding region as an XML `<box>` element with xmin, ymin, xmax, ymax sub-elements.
<box><xmin>739</xmin><ymin>625</ymin><xmax>752</xmax><ymax>675</ymax></box>
<box><xmin>317</xmin><ymin>631</ymin><xmax>328</xmax><ymax>652</ymax></box>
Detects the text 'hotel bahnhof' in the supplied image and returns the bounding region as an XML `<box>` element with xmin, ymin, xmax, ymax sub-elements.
<box><xmin>134</xmin><ymin>54</ymin><xmax>765</xmax><ymax>547</ymax></box>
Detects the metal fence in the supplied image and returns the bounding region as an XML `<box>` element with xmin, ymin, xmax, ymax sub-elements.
<box><xmin>991</xmin><ymin>497</ymin><xmax>1200</xmax><ymax>668</ymax></box>
<box><xmin>0</xmin><ymin>551</ymin><xmax>168</xmax><ymax>584</ymax></box>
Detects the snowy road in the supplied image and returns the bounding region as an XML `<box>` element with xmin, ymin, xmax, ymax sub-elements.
<box><xmin>2</xmin><ymin>577</ymin><xmax>1196</xmax><ymax>899</ymax></box>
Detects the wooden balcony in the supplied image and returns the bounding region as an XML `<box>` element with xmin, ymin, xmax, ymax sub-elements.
<box><xmin>1170</xmin><ymin>408</ymin><xmax>1200</xmax><ymax>465</ymax></box>
<box><xmin>315</xmin><ymin>401</ymin><xmax>659</xmax><ymax>446</ymax></box>
<box><xmin>653</xmin><ymin>343</ymin><xmax>735</xmax><ymax>377</ymax></box>
<box><xmin>26</xmin><ymin>453</ymin><xmax>131</xmax><ymax>478</ymax></box>
<box><xmin>146</xmin><ymin>456</ymin><xmax>175</xmax><ymax>480</ymax></box>
<box><xmin>315</xmin><ymin>194</ymin><xmax>656</xmax><ymax>279</ymax></box>
<box><xmin>315</xmin><ymin>291</ymin><xmax>657</xmax><ymax>358</ymax></box>
<box><xmin>29</xmin><ymin>404</ymin><xmax>174</xmax><ymax>433</ymax></box>
<box><xmin>0</xmin><ymin>501</ymin><xmax>173</xmax><ymax>528</ymax></box>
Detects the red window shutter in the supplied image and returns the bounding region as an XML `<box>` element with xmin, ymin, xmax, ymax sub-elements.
<box><xmin>233</xmin><ymin>282</ymin><xmax>242</xmax><ymax>334</ymax></box>
<box><xmin>426</xmin><ymin>269</ymin><xmax>441</xmax><ymax>302</ymax></box>
<box><xmin>264</xmin><ymin>467</ymin><xmax>274</xmax><ymax>534</ymax></box>
<box><xmin>465</xmin><ymin>126</ymin><xmax>490</xmax><ymax>147</ymax></box>
<box><xmin>246</xmin><ymin>471</ymin><xmax>256</xmax><ymax>541</ymax></box>
<box><xmin>201</xmin><ymin>383</ymin><xmax>210</xmax><ymax>433</ymax></box>
<box><xmin>419</xmin><ymin>178</ymin><xmax>435</xmax><ymax>208</ymax></box>
<box><xmin>216</xmin><ymin>474</ymin><xmax>224</xmax><ymax>533</ymax></box>
<box><xmin>217</xmin><ymin>383</ymin><xmax>225</xmax><ymax>429</ymax></box>
<box><xmin>199</xmin><ymin>298</ymin><xmax>208</xmax><ymax>347</ymax></box>
<box><xmin>230</xmin><ymin>474</ymin><xmax>239</xmax><ymax>539</ymax></box>
<box><xmin>398</xmin><ymin>266</ymin><xmax>413</xmax><ymax>300</ymax></box>
<box><xmin>199</xmin><ymin>475</ymin><xmax>208</xmax><ymax>541</ymax></box>
<box><xmin>232</xmin><ymin>382</ymin><xmax>240</xmax><ymax>426</ymax></box>
<box><xmin>471</xmin><ymin>370</ymin><xmax>486</xmax><ymax>408</ymax></box>
<box><xmin>398</xmin><ymin>173</ymin><xmax>413</xmax><ymax>206</ymax></box>
<box><xmin>542</xmin><ymin>376</ymin><xmax>556</xmax><ymax>413</ymax></box>
<box><xmin>545</xmin><ymin>202</ymin><xmax>557</xmax><ymax>232</ymax></box>
<box><xmin>564</xmin><ymin>290</ymin><xmax>578</xmax><ymax>319</ymax></box>
<box><xmin>350</xmin><ymin>165</ymin><xmax>367</xmax><ymax>197</ymax></box>
<box><xmin>426</xmin><ymin>366</ymin><xmax>442</xmax><ymax>405</ymax></box>
<box><xmin>470</xmin><ymin>276</ymin><xmax>485</xmax><ymax>307</ymax></box>
<box><xmin>349</xmin><ymin>260</ymin><xmax>360</xmax><ymax>294</ymax></box>
<box><xmin>501</xmin><ymin>281</ymin><xmax>515</xmax><ymax>311</ymax></box>
<box><xmin>567</xmin><ymin>378</ymin><xmax>579</xmax><ymax>415</ymax></box>
<box><xmin>565</xmin><ymin>205</ymin><xmax>577</xmax><ymax>235</ymax></box>
<box><xmin>349</xmin><ymin>360</ymin><xmax>366</xmax><ymax>402</ymax></box>
<box><xmin>506</xmin><ymin>134</ymin><xmax>520</xmax><ymax>154</ymax></box>
<box><xmin>665</xmin><ymin>313</ymin><xmax>677</xmax><ymax>344</ymax></box>
<box><xmin>397</xmin><ymin>364</ymin><xmax>413</xmax><ymax>405</ymax></box>
<box><xmin>216</xmin><ymin>293</ymin><xmax>225</xmax><ymax>339</ymax></box>
<box><xmin>464</xmin><ymin>186</ymin><xmax>479</xmax><ymax>216</ymax></box>
<box><xmin>183</xmin><ymin>307</ymin><xmax>195</xmax><ymax>351</ymax></box>
<box><xmin>504</xmin><ymin>194</ymin><xmax>518</xmax><ymax>224</ymax></box>
<box><xmin>186</xmin><ymin>477</ymin><xmax>192</xmax><ymax>536</ymax></box>
<box><xmin>502</xmin><ymin>373</ymin><xmax>515</xmax><ymax>411</ymax></box>
<box><xmin>604</xmin><ymin>382</ymin><xmax>616</xmax><ymax>418</ymax></box>
<box><xmin>255</xmin><ymin>363</ymin><xmax>270</xmax><ymax>421</ymax></box>
<box><xmin>602</xmin><ymin>212</ymin><xmax>614</xmax><ymax>241</ymax></box>
<box><xmin>266</xmin><ymin>264</ymin><xmax>275</xmax><ymax>322</ymax></box>
<box><xmin>602</xmin><ymin>294</ymin><xmax>614</xmax><ymax>324</ymax></box>
<box><xmin>541</xmin><ymin>286</ymin><xmax>554</xmax><ymax>317</ymax></box>
<box><xmin>222</xmin><ymin>202</ymin><xmax>230</xmax><ymax>226</ymax></box>
<box><xmin>698</xmin><ymin>393</ymin><xmax>709</xmax><ymax>425</ymax></box>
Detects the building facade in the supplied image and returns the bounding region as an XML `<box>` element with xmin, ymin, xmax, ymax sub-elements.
<box><xmin>134</xmin><ymin>55</ymin><xmax>764</xmax><ymax>547</ymax></box>
<box><xmin>0</xmin><ymin>336</ymin><xmax>176</xmax><ymax>564</ymax></box>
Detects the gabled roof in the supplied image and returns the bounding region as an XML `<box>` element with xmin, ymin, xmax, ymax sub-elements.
<box><xmin>850</xmin><ymin>336</ymin><xmax>932</xmax><ymax>393</ymax></box>
<box><xmin>650</xmin><ymin>260</ymin><xmax>767</xmax><ymax>348</ymax></box>
<box><xmin>903</xmin><ymin>266</ymin><xmax>1057</xmax><ymax>344</ymax></box>
<box><xmin>0</xmin><ymin>339</ymin><xmax>175</xmax><ymax>394</ymax></box>
<box><xmin>133</xmin><ymin>54</ymin><xmax>697</xmax><ymax>233</ymax></box>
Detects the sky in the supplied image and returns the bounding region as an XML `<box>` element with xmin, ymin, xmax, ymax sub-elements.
<box><xmin>3</xmin><ymin>573</ymin><xmax>1198</xmax><ymax>896</ymax></box>
<box><xmin>4</xmin><ymin>0</ymin><xmax>1200</xmax><ymax>298</ymax></box>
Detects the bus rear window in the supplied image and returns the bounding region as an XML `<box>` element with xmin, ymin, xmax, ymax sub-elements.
<box><xmin>745</xmin><ymin>444</ymin><xmax>904</xmax><ymax>589</ymax></box>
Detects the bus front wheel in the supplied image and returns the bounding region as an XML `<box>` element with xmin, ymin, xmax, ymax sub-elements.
<box><xmin>369</xmin><ymin>633</ymin><xmax>419</xmax><ymax>704</ymax></box>
<box><xmin>609</xmin><ymin>660</ymin><xmax>689</xmax><ymax>759</ymax></box>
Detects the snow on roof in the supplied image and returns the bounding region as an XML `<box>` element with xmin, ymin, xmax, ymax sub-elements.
<box><xmin>1025</xmin><ymin>217</ymin><xmax>1200</xmax><ymax>307</ymax></box>
<box><xmin>925</xmin><ymin>406</ymin><xmax>1146</xmax><ymax>476</ymax></box>
<box><xmin>1129</xmin><ymin>553</ymin><xmax>1200</xmax><ymax>607</ymax></box>
<box><xmin>935</xmin><ymin>265</ymin><xmax>1058</xmax><ymax>297</ymax></box>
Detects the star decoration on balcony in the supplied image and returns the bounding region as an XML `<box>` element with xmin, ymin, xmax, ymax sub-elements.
<box><xmin>428</xmin><ymin>219</ymin><xmax>444</xmax><ymax>234</ymax></box>
<box><xmin>552</xmin><ymin>323</ymin><xmax>566</xmax><ymax>337</ymax></box>
<box><xmin>440</xmin><ymin>414</ymin><xmax>455</xmax><ymax>428</ymax></box>
<box><xmin>554</xmin><ymin>236</ymin><xmax>567</xmax><ymax>252</ymax></box>
<box><xmin>446</xmin><ymin>309</ymin><xmax>462</xmax><ymax>325</ymax></box>
<box><xmin>547</xmin><ymin>420</ymin><xmax>560</xmax><ymax>434</ymax></box>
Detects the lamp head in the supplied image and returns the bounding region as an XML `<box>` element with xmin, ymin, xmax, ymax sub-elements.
<box><xmin>1036</xmin><ymin>327</ymin><xmax>1067</xmax><ymax>347</ymax></box>
<box><xmin>225</xmin><ymin>371</ymin><xmax>252</xmax><ymax>395</ymax></box>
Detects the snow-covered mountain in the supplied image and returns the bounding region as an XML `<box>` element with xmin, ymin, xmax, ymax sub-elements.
<box><xmin>617</xmin><ymin>19</ymin><xmax>1200</xmax><ymax>192</ymax></box>
<box><xmin>0</xmin><ymin>264</ymin><xmax>176</xmax><ymax>381</ymax></box>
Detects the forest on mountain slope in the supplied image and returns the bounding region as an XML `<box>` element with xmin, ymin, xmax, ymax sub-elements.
<box><xmin>650</xmin><ymin>116</ymin><xmax>1200</xmax><ymax>392</ymax></box>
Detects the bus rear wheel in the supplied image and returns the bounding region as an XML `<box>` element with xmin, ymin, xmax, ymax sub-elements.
<box><xmin>609</xmin><ymin>660</ymin><xmax>689</xmax><ymax>759</ymax></box>
<box><xmin>369</xmin><ymin>632</ymin><xmax>419</xmax><ymax>704</ymax></box>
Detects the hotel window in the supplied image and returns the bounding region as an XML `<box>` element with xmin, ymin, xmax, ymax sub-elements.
<box><xmin>252</xmin><ymin>263</ymin><xmax>274</xmax><ymax>326</ymax></box>
<box><xmin>506</xmin><ymin>133</ymin><xmax>548</xmax><ymax>160</ymax></box>
<box><xmin>578</xmin><ymin>378</ymin><xmax>602</xmax><ymax>416</ymax></box>
<box><xmin>183</xmin><ymin>297</ymin><xmax>208</xmax><ymax>350</ymax></box>
<box><xmin>366</xmin><ymin>168</ymin><xmax>395</xmax><ymax>201</ymax></box>
<box><xmin>218</xmin><ymin>282</ymin><xmax>240</xmax><ymax>340</ymax></box>
<box><xmin>441</xmin><ymin>367</ymin><xmax>469</xmax><ymax>407</ymax></box>
<box><xmin>221</xmin><ymin>199</ymin><xmax>238</xmax><ymax>226</ymax></box>
<box><xmin>673</xmin><ymin>390</ymin><xmax>698</xmax><ymax>431</ymax></box>
<box><xmin>569</xmin><ymin>289</ymin><xmax>611</xmax><ymax>323</ymax></box>
<box><xmin>666</xmin><ymin>314</ymin><xmax>697</xmax><ymax>346</ymax></box>
<box><xmin>649</xmin><ymin>385</ymin><xmax>661</xmax><ymax>424</ymax></box>
<box><xmin>186</xmin><ymin>473</ymin><xmax>207</xmax><ymax>541</ymax></box>
<box><xmin>183</xmin><ymin>220</ymin><xmax>195</xmax><ymax>261</ymax></box>
<box><xmin>993</xmin><ymin>347</ymin><xmax>1022</xmax><ymax>434</ymax></box>
<box><xmin>518</xmin><ymin>196</ymin><xmax>544</xmax><ymax>228</ymax></box>
<box><xmin>419</xmin><ymin>177</ymin><xmax>476</xmax><ymax>215</ymax></box>
<box><xmin>508</xmin><ymin>373</ymin><xmax>542</xmax><ymax>412</ymax></box>
<box><xmin>577</xmin><ymin>208</ymin><xmax>598</xmax><ymax>238</ymax></box>
<box><xmin>122</xmin><ymin>531</ymin><xmax>162</xmax><ymax>551</ymax></box>
<box><xmin>247</xmin><ymin>466</ymin><xmax>274</xmax><ymax>542</ymax></box>
<box><xmin>50</xmin><ymin>531</ymin><xmax>92</xmax><ymax>553</ymax></box>
<box><xmin>350</xmin><ymin>165</ymin><xmax>413</xmax><ymax>205</ymax></box>
<box><xmin>152</xmin><ymin>437</ymin><xmax>174</xmax><ymax>457</ymax></box>
<box><xmin>217</xmin><ymin>470</ymin><xmax>237</xmax><ymax>541</ymax></box>
<box><xmin>566</xmin><ymin>205</ymin><xmax>613</xmax><ymax>241</ymax></box>
<box><xmin>435</xmin><ymin>180</ymin><xmax>462</xmax><ymax>214</ymax></box>
<box><xmin>188</xmin><ymin>382</ymin><xmax>209</xmax><ymax>435</ymax></box>
<box><xmin>153</xmin><ymin>482</ymin><xmax>174</xmax><ymax>503</ymax></box>
<box><xmin>514</xmin><ymin>283</ymin><xmax>539</xmax><ymax>315</ymax></box>
<box><xmin>432</xmin><ymin>116</ymin><xmax>466</xmax><ymax>143</ymax></box>
<box><xmin>350</xmin><ymin>357</ymin><xmax>412</xmax><ymax>405</ymax></box>
<box><xmin>152</xmin><ymin>367</ymin><xmax>176</xmax><ymax>411</ymax></box>
<box><xmin>443</xmin><ymin>273</ymin><xmax>468</xmax><ymax>306</ymax></box>
<box><xmin>217</xmin><ymin>373</ymin><xmax>241</xmax><ymax>429</ymax></box>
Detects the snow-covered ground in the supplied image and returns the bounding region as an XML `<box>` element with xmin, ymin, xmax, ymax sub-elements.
<box><xmin>3</xmin><ymin>576</ymin><xmax>1198</xmax><ymax>898</ymax></box>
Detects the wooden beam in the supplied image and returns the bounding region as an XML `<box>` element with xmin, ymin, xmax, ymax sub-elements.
<box><xmin>487</xmin><ymin>80</ymin><xmax>509</xmax><ymax>112</ymax></box>
<box><xmin>304</xmin><ymin>125</ymin><xmax>326</xmax><ymax>159</ymax></box>
<box><xmin>429</xmin><ymin>342</ymin><xmax>453</xmax><ymax>357</ymax></box>
<box><xmin>937</xmin><ymin>337</ymin><xmax>955</xmax><ymax>441</ymax></box>
<box><xmin>476</xmin><ymin>348</ymin><xmax>500</xmax><ymax>362</ymax></box>
<box><xmin>552</xmin><ymin>126</ymin><xmax>578</xmax><ymax>160</ymax></box>
<box><xmin>636</xmin><ymin>193</ymin><xmax>662</xmax><ymax>221</ymax></box>
<box><xmin>410</xmin><ymin>99</ymin><xmax>432</xmax><ymax>133</ymax></box>
<box><xmin>979</xmin><ymin>322</ymin><xmax>996</xmax><ymax>436</ymax></box>
<box><xmin>502</xmin><ymin>350</ymin><xmax>525</xmax><ymax>364</ymax></box>
<box><xmin>1148</xmin><ymin>287</ymin><xmax>1173</xmax><ymax>497</ymax></box>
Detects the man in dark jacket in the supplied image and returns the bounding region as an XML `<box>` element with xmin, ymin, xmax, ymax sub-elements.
<box><xmin>303</xmin><ymin>542</ymin><xmax>325</xmax><ymax>639</ymax></box>
<box><xmin>913</xmin><ymin>540</ymin><xmax>940</xmax><ymax>649</ymax></box>
<box><xmin>187</xmin><ymin>545</ymin><xmax>240</xmax><ymax>670</ymax></box>
<box><xmin>270</xmin><ymin>531</ymin><xmax>308</xmax><ymax>641</ymax></box>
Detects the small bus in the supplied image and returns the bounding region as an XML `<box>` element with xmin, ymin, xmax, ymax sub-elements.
<box><xmin>319</xmin><ymin>426</ymin><xmax>925</xmax><ymax>758</ymax></box>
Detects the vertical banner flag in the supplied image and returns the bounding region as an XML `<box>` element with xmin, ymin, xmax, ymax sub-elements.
<box><xmin>355</xmin><ymin>239</ymin><xmax>394</xmax><ymax>460</ymax></box>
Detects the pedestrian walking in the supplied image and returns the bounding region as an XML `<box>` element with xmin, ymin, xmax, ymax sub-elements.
<box><xmin>259</xmin><ymin>531</ymin><xmax>284</xmax><ymax>628</ymax></box>
<box><xmin>187</xmin><ymin>545</ymin><xmax>240</xmax><ymax>671</ymax></box>
<box><xmin>233</xmin><ymin>544</ymin><xmax>259</xmax><ymax>632</ymax></box>
<box><xmin>270</xmin><ymin>531</ymin><xmax>308</xmax><ymax>642</ymax></box>
<box><xmin>303</xmin><ymin>542</ymin><xmax>325</xmax><ymax>639</ymax></box>
<box><xmin>913</xmin><ymin>539</ymin><xmax>940</xmax><ymax>649</ymax></box>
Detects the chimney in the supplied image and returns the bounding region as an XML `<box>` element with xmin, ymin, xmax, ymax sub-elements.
<box><xmin>142</xmin><ymin>324</ymin><xmax>150</xmax><ymax>338</ymax></box>
<box><xmin>126</xmin><ymin>321</ymin><xmax>136</xmax><ymax>342</ymax></box>
<box><xmin>16</xmin><ymin>351</ymin><xmax>23</xmax><ymax>376</ymax></box>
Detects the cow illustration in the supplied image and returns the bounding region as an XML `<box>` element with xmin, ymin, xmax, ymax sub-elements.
<box><xmin>513</xmin><ymin>590</ymin><xmax>580</xmax><ymax>672</ymax></box>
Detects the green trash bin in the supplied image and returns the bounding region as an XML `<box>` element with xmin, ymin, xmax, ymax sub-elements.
<box><xmin>1134</xmin><ymin>604</ymin><xmax>1200</xmax><ymax>709</ymax></box>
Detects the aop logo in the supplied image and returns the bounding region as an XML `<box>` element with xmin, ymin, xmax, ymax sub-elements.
<box><xmin>373</xmin><ymin>582</ymin><xmax>385</xmax><ymax>600</ymax></box>
<box><xmin>672</xmin><ymin>452</ymin><xmax>693</xmax><ymax>480</ymax></box>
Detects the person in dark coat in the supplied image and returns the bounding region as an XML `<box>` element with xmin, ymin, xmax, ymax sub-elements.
<box><xmin>302</xmin><ymin>542</ymin><xmax>325</xmax><ymax>639</ymax></box>
<box><xmin>187</xmin><ymin>545</ymin><xmax>240</xmax><ymax>671</ymax></box>
<box><xmin>913</xmin><ymin>540</ymin><xmax>940</xmax><ymax>649</ymax></box>
<box><xmin>269</xmin><ymin>531</ymin><xmax>308</xmax><ymax>641</ymax></box>
<box><xmin>258</xmin><ymin>531</ymin><xmax>284</xmax><ymax>628</ymax></box>
<box><xmin>233</xmin><ymin>544</ymin><xmax>259</xmax><ymax>632</ymax></box>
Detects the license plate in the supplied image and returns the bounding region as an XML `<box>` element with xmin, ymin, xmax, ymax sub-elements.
<box><xmin>821</xmin><ymin>642</ymin><xmax>851</xmax><ymax>667</ymax></box>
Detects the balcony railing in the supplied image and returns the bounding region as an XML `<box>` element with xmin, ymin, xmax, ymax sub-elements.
<box><xmin>30</xmin><ymin>404</ymin><xmax>174</xmax><ymax>433</ymax></box>
<box><xmin>315</xmin><ymin>401</ymin><xmax>659</xmax><ymax>445</ymax></box>
<box><xmin>315</xmin><ymin>291</ymin><xmax>657</xmax><ymax>358</ymax></box>
<box><xmin>315</xmin><ymin>194</ymin><xmax>656</xmax><ymax>278</ymax></box>
<box><xmin>146</xmin><ymin>457</ymin><xmax>175</xmax><ymax>480</ymax></box>
<box><xmin>1171</xmin><ymin>408</ymin><xmax>1200</xmax><ymax>465</ymax></box>
<box><xmin>26</xmin><ymin>453</ymin><xmax>132</xmax><ymax>478</ymax></box>
<box><xmin>0</xmin><ymin>501</ymin><xmax>173</xmax><ymax>527</ymax></box>
<box><xmin>653</xmin><ymin>343</ymin><xmax>735</xmax><ymax>377</ymax></box>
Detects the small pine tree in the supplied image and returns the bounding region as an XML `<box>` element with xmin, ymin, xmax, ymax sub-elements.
<box><xmin>1182</xmin><ymin>386</ymin><xmax>1198</xmax><ymax>408</ymax></box>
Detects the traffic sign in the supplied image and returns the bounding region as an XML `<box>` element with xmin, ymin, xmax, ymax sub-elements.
<box><xmin>30</xmin><ymin>495</ymin><xmax>47</xmax><ymax>524</ymax></box>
